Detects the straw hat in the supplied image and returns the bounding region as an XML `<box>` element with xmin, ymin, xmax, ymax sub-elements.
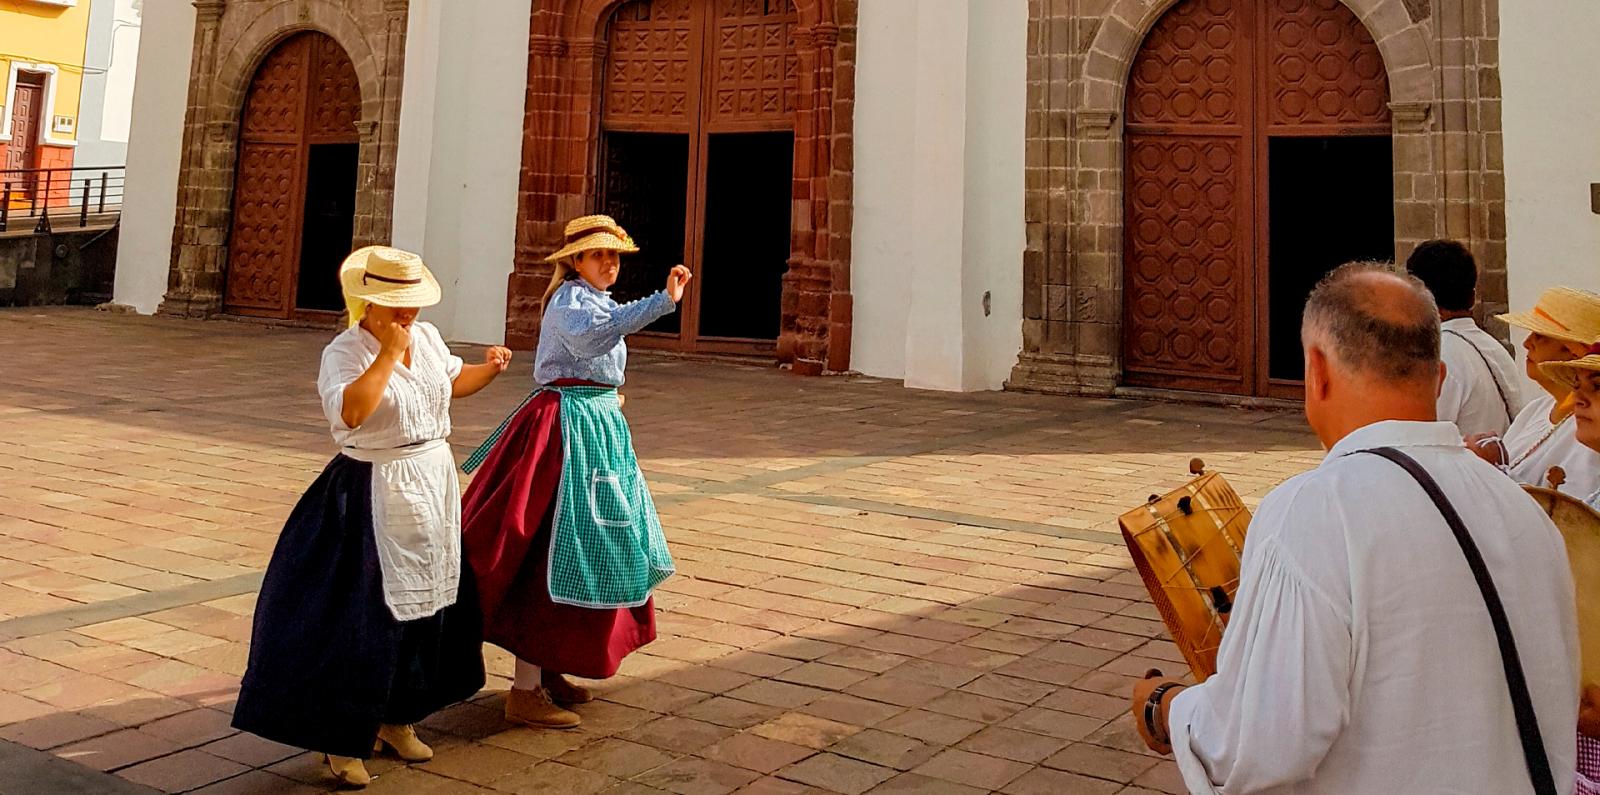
<box><xmin>1497</xmin><ymin>286</ymin><xmax>1600</xmax><ymax>345</ymax></box>
<box><xmin>1540</xmin><ymin>344</ymin><xmax>1600</xmax><ymax>389</ymax></box>
<box><xmin>544</xmin><ymin>215</ymin><xmax>639</xmax><ymax>263</ymax></box>
<box><xmin>339</xmin><ymin>246</ymin><xmax>441</xmax><ymax>308</ymax></box>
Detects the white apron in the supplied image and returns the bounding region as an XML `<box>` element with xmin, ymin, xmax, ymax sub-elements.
<box><xmin>343</xmin><ymin>439</ymin><xmax>461</xmax><ymax>621</ymax></box>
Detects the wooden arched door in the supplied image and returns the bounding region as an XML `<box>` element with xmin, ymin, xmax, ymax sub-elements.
<box><xmin>598</xmin><ymin>0</ymin><xmax>798</xmax><ymax>354</ymax></box>
<box><xmin>224</xmin><ymin>31</ymin><xmax>361</xmax><ymax>319</ymax></box>
<box><xmin>1123</xmin><ymin>0</ymin><xmax>1393</xmax><ymax>397</ymax></box>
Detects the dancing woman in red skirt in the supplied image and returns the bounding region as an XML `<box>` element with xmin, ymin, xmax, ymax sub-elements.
<box><xmin>460</xmin><ymin>215</ymin><xmax>690</xmax><ymax>728</ymax></box>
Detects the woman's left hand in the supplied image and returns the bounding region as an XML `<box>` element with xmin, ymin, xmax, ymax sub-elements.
<box><xmin>484</xmin><ymin>346</ymin><xmax>513</xmax><ymax>373</ymax></box>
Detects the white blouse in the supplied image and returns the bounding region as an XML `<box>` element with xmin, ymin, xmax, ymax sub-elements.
<box><xmin>1504</xmin><ymin>393</ymin><xmax>1600</xmax><ymax>496</ymax></box>
<box><xmin>314</xmin><ymin>321</ymin><xmax>466</xmax><ymax>621</ymax></box>
<box><xmin>318</xmin><ymin>322</ymin><xmax>464</xmax><ymax>450</ymax></box>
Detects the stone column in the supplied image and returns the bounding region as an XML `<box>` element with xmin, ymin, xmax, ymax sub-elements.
<box><xmin>157</xmin><ymin>0</ymin><xmax>228</xmax><ymax>318</ymax></box>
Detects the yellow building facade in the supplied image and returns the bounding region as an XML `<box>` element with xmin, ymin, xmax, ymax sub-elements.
<box><xmin>1</xmin><ymin>0</ymin><xmax>91</xmax><ymax>191</ymax></box>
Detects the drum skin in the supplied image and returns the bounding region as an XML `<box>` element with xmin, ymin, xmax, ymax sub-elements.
<box><xmin>1120</xmin><ymin>472</ymin><xmax>1251</xmax><ymax>681</ymax></box>
<box><xmin>1525</xmin><ymin>485</ymin><xmax>1600</xmax><ymax>696</ymax></box>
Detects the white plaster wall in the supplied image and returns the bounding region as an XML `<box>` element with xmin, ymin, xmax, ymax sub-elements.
<box><xmin>848</xmin><ymin>0</ymin><xmax>918</xmax><ymax>380</ymax></box>
<box><xmin>851</xmin><ymin>0</ymin><xmax>1027</xmax><ymax>391</ymax></box>
<box><xmin>110</xmin><ymin>0</ymin><xmax>191</xmax><ymax>314</ymax></box>
<box><xmin>959</xmin><ymin>0</ymin><xmax>1026</xmax><ymax>390</ymax></box>
<box><xmin>1502</xmin><ymin>2</ymin><xmax>1600</xmax><ymax>322</ymax></box>
<box><xmin>392</xmin><ymin>0</ymin><xmax>530</xmax><ymax>345</ymax></box>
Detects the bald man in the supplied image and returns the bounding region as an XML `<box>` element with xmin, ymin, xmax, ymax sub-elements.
<box><xmin>1130</xmin><ymin>264</ymin><xmax>1578</xmax><ymax>794</ymax></box>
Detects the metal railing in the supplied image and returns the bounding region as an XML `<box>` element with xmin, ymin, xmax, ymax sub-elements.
<box><xmin>1</xmin><ymin>166</ymin><xmax>126</xmax><ymax>233</ymax></box>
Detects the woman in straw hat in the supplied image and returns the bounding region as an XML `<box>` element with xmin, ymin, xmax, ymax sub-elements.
<box><xmin>1465</xmin><ymin>286</ymin><xmax>1600</xmax><ymax>496</ymax></box>
<box><xmin>232</xmin><ymin>246</ymin><xmax>513</xmax><ymax>787</ymax></box>
<box><xmin>459</xmin><ymin>215</ymin><xmax>689</xmax><ymax>729</ymax></box>
<box><xmin>1536</xmin><ymin>345</ymin><xmax>1600</xmax><ymax>795</ymax></box>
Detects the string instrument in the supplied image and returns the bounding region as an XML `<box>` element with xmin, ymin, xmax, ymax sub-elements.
<box><xmin>1526</xmin><ymin>467</ymin><xmax>1600</xmax><ymax>697</ymax></box>
<box><xmin>1118</xmin><ymin>459</ymin><xmax>1250</xmax><ymax>681</ymax></box>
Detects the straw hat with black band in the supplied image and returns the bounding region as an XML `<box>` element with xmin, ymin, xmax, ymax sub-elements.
<box><xmin>339</xmin><ymin>246</ymin><xmax>442</xmax><ymax>328</ymax></box>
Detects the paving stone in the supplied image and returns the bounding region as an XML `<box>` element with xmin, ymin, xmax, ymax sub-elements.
<box><xmin>750</xmin><ymin>712</ymin><xmax>861</xmax><ymax>749</ymax></box>
<box><xmin>866</xmin><ymin>772</ymin><xmax>988</xmax><ymax>795</ymax></box>
<box><xmin>555</xmin><ymin>738</ymin><xmax>677</xmax><ymax>779</ymax></box>
<box><xmin>876</xmin><ymin>710</ymin><xmax>984</xmax><ymax>747</ymax></box>
<box><xmin>778</xmin><ymin>753</ymin><xmax>896</xmax><ymax>795</ymax></box>
<box><xmin>634</xmin><ymin>756</ymin><xmax>762</xmax><ymax>795</ymax></box>
<box><xmin>957</xmin><ymin>726</ymin><xmax>1070</xmax><ymax>764</ymax></box>
<box><xmin>678</xmin><ymin>696</ymin><xmax>785</xmax><ymax>729</ymax></box>
<box><xmin>826</xmin><ymin>728</ymin><xmax>939</xmax><ymax>771</ymax></box>
<box><xmin>622</xmin><ymin>716</ymin><xmax>737</xmax><ymax>755</ymax></box>
<box><xmin>486</xmin><ymin>761</ymin><xmax>617</xmax><ymax>794</ymax></box>
<box><xmin>1001</xmin><ymin>766</ymin><xmax>1124</xmax><ymax>795</ymax></box>
<box><xmin>118</xmin><ymin>749</ymin><xmax>250</xmax><ymax>792</ymax></box>
<box><xmin>702</xmin><ymin>732</ymin><xmax>816</xmax><ymax>774</ymax></box>
<box><xmin>1043</xmin><ymin>742</ymin><xmax>1159</xmax><ymax>782</ymax></box>
<box><xmin>52</xmin><ymin>728</ymin><xmax>183</xmax><ymax>771</ymax></box>
<box><xmin>912</xmin><ymin>748</ymin><xmax>1033</xmax><ymax>790</ymax></box>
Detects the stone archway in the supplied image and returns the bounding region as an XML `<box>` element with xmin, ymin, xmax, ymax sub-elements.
<box><xmin>506</xmin><ymin>0</ymin><xmax>857</xmax><ymax>375</ymax></box>
<box><xmin>159</xmin><ymin>0</ymin><xmax>408</xmax><ymax>320</ymax></box>
<box><xmin>1010</xmin><ymin>0</ymin><xmax>1506</xmax><ymax>398</ymax></box>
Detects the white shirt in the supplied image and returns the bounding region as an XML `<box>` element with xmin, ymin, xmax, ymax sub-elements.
<box><xmin>1505</xmin><ymin>393</ymin><xmax>1600</xmax><ymax>497</ymax></box>
<box><xmin>1438</xmin><ymin>317</ymin><xmax>1525</xmax><ymax>437</ymax></box>
<box><xmin>1168</xmin><ymin>420</ymin><xmax>1578</xmax><ymax>795</ymax></box>
<box><xmin>318</xmin><ymin>322</ymin><xmax>464</xmax><ymax>450</ymax></box>
<box><xmin>315</xmin><ymin>322</ymin><xmax>466</xmax><ymax>620</ymax></box>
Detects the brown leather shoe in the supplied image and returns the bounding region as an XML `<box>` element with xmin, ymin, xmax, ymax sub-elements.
<box><xmin>327</xmin><ymin>755</ymin><xmax>371</xmax><ymax>788</ymax></box>
<box><xmin>375</xmin><ymin>723</ymin><xmax>433</xmax><ymax>762</ymax></box>
<box><xmin>542</xmin><ymin>672</ymin><xmax>593</xmax><ymax>705</ymax></box>
<box><xmin>505</xmin><ymin>686</ymin><xmax>582</xmax><ymax>729</ymax></box>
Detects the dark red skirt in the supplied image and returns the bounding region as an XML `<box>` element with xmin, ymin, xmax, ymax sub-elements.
<box><xmin>461</xmin><ymin>386</ymin><xmax>655</xmax><ymax>679</ymax></box>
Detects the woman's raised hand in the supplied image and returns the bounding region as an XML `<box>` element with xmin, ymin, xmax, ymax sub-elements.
<box><xmin>665</xmin><ymin>265</ymin><xmax>693</xmax><ymax>303</ymax></box>
<box><xmin>375</xmin><ymin>321</ymin><xmax>411</xmax><ymax>361</ymax></box>
<box><xmin>484</xmin><ymin>346</ymin><xmax>513</xmax><ymax>373</ymax></box>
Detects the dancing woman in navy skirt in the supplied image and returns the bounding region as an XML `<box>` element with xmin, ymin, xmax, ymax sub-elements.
<box><xmin>461</xmin><ymin>215</ymin><xmax>688</xmax><ymax>728</ymax></box>
<box><xmin>232</xmin><ymin>247</ymin><xmax>512</xmax><ymax>788</ymax></box>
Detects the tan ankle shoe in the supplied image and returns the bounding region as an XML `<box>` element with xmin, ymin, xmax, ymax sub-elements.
<box><xmin>541</xmin><ymin>672</ymin><xmax>593</xmax><ymax>705</ymax></box>
<box><xmin>327</xmin><ymin>755</ymin><xmax>371</xmax><ymax>788</ymax></box>
<box><xmin>375</xmin><ymin>723</ymin><xmax>433</xmax><ymax>762</ymax></box>
<box><xmin>505</xmin><ymin>686</ymin><xmax>582</xmax><ymax>729</ymax></box>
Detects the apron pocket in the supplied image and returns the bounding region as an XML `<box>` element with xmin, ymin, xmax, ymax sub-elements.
<box><xmin>588</xmin><ymin>469</ymin><xmax>634</xmax><ymax>528</ymax></box>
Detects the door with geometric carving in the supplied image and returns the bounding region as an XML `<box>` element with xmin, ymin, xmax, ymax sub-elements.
<box><xmin>1123</xmin><ymin>0</ymin><xmax>1391</xmax><ymax>397</ymax></box>
<box><xmin>599</xmin><ymin>0</ymin><xmax>798</xmax><ymax>353</ymax></box>
<box><xmin>224</xmin><ymin>31</ymin><xmax>361</xmax><ymax>319</ymax></box>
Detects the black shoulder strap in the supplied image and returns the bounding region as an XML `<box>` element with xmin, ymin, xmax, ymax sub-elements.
<box><xmin>1443</xmin><ymin>328</ymin><xmax>1517</xmax><ymax>425</ymax></box>
<box><xmin>1359</xmin><ymin>447</ymin><xmax>1556</xmax><ymax>795</ymax></box>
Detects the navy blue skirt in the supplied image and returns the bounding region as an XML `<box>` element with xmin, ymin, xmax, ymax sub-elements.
<box><xmin>232</xmin><ymin>454</ymin><xmax>485</xmax><ymax>759</ymax></box>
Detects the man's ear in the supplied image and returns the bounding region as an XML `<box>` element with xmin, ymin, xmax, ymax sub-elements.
<box><xmin>1306</xmin><ymin>345</ymin><xmax>1332</xmax><ymax>402</ymax></box>
<box><xmin>1438</xmin><ymin>360</ymin><xmax>1448</xmax><ymax>398</ymax></box>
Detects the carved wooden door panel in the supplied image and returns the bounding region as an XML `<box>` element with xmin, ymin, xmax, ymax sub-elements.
<box><xmin>600</xmin><ymin>0</ymin><xmax>797</xmax><ymax>352</ymax></box>
<box><xmin>1124</xmin><ymin>0</ymin><xmax>1255</xmax><ymax>395</ymax></box>
<box><xmin>225</xmin><ymin>32</ymin><xmax>360</xmax><ymax>319</ymax></box>
<box><xmin>1124</xmin><ymin>0</ymin><xmax>1391</xmax><ymax>396</ymax></box>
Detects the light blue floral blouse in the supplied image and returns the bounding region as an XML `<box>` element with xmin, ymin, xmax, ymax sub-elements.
<box><xmin>534</xmin><ymin>279</ymin><xmax>677</xmax><ymax>387</ymax></box>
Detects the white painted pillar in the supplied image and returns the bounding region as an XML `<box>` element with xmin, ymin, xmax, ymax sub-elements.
<box><xmin>111</xmin><ymin>0</ymin><xmax>194</xmax><ymax>313</ymax></box>
<box><xmin>851</xmin><ymin>0</ymin><xmax>1026</xmax><ymax>391</ymax></box>
<box><xmin>1502</xmin><ymin>0</ymin><xmax>1600</xmax><ymax>313</ymax></box>
<box><xmin>392</xmin><ymin>0</ymin><xmax>531</xmax><ymax>344</ymax></box>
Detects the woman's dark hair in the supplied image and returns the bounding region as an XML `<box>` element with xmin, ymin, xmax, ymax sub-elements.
<box><xmin>1404</xmin><ymin>239</ymin><xmax>1477</xmax><ymax>313</ymax></box>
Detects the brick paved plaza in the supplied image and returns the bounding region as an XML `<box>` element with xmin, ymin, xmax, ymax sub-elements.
<box><xmin>0</xmin><ymin>309</ymin><xmax>1322</xmax><ymax>794</ymax></box>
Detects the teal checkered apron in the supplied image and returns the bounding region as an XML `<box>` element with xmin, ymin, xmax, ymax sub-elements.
<box><xmin>465</xmin><ymin>386</ymin><xmax>673</xmax><ymax>608</ymax></box>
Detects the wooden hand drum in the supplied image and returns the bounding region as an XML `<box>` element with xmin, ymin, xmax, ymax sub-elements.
<box><xmin>1118</xmin><ymin>460</ymin><xmax>1251</xmax><ymax>681</ymax></box>
<box><xmin>1525</xmin><ymin>478</ymin><xmax>1600</xmax><ymax>697</ymax></box>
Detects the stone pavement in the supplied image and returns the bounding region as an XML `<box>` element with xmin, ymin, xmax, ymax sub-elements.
<box><xmin>0</xmin><ymin>308</ymin><xmax>1322</xmax><ymax>794</ymax></box>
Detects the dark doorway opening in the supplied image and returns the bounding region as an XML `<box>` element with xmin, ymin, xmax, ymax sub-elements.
<box><xmin>1266</xmin><ymin>136</ymin><xmax>1394</xmax><ymax>382</ymax></box>
<box><xmin>601</xmin><ymin>131</ymin><xmax>689</xmax><ymax>336</ymax></box>
<box><xmin>699</xmin><ymin>132</ymin><xmax>793</xmax><ymax>341</ymax></box>
<box><xmin>296</xmin><ymin>143</ymin><xmax>358</xmax><ymax>312</ymax></box>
